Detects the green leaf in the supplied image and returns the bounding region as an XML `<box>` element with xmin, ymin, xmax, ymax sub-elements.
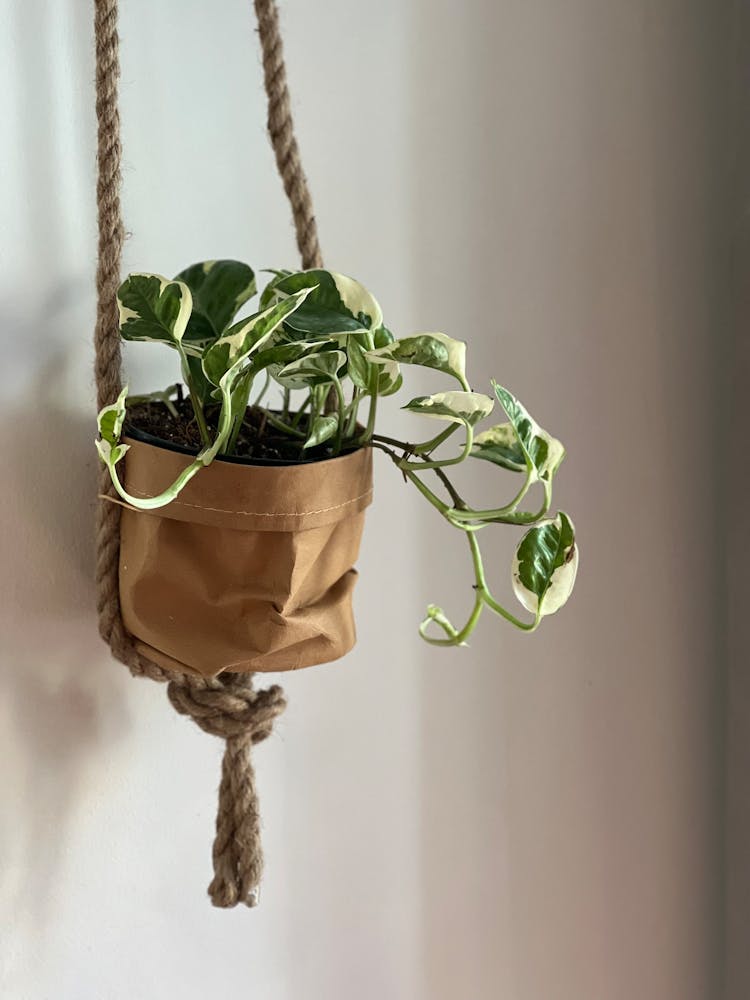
<box><xmin>365</xmin><ymin>332</ymin><xmax>467</xmax><ymax>385</ymax></box>
<box><xmin>283</xmin><ymin>302</ymin><xmax>369</xmax><ymax>336</ymax></box>
<box><xmin>117</xmin><ymin>274</ymin><xmax>192</xmax><ymax>346</ymax></box>
<box><xmin>263</xmin><ymin>269</ymin><xmax>383</xmax><ymax>334</ymax></box>
<box><xmin>373</xmin><ymin>325</ymin><xmax>395</xmax><ymax>349</ymax></box>
<box><xmin>470</xmin><ymin>423</ymin><xmax>527</xmax><ymax>472</ymax></box>
<box><xmin>175</xmin><ymin>260</ymin><xmax>256</xmax><ymax>342</ymax></box>
<box><xmin>493</xmin><ymin>382</ymin><xmax>565</xmax><ymax>497</ymax></box>
<box><xmin>202</xmin><ymin>288</ymin><xmax>315</xmax><ymax>386</ymax></box>
<box><xmin>303</xmin><ymin>413</ymin><xmax>339</xmax><ymax>449</ymax></box>
<box><xmin>512</xmin><ymin>512</ymin><xmax>578</xmax><ymax>616</ymax></box>
<box><xmin>402</xmin><ymin>390</ymin><xmax>494</xmax><ymax>425</ymax></box>
<box><xmin>275</xmin><ymin>349</ymin><xmax>346</xmax><ymax>388</ymax></box>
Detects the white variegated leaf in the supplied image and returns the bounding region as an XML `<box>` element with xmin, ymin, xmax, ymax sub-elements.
<box><xmin>303</xmin><ymin>414</ymin><xmax>339</xmax><ymax>449</ymax></box>
<box><xmin>365</xmin><ymin>332</ymin><xmax>467</xmax><ymax>384</ymax></box>
<box><xmin>275</xmin><ymin>349</ymin><xmax>346</xmax><ymax>388</ymax></box>
<box><xmin>262</xmin><ymin>269</ymin><xmax>382</xmax><ymax>335</ymax></box>
<box><xmin>118</xmin><ymin>274</ymin><xmax>192</xmax><ymax>346</ymax></box>
<box><xmin>402</xmin><ymin>390</ymin><xmax>494</xmax><ymax>426</ymax></box>
<box><xmin>174</xmin><ymin>259</ymin><xmax>256</xmax><ymax>342</ymax></box>
<box><xmin>97</xmin><ymin>386</ymin><xmax>128</xmax><ymax>447</ymax></box>
<box><xmin>512</xmin><ymin>512</ymin><xmax>578</xmax><ymax>616</ymax></box>
<box><xmin>493</xmin><ymin>382</ymin><xmax>565</xmax><ymax>493</ymax></box>
<box><xmin>95</xmin><ymin>437</ymin><xmax>129</xmax><ymax>467</ymax></box>
<box><xmin>202</xmin><ymin>287</ymin><xmax>315</xmax><ymax>386</ymax></box>
<box><xmin>470</xmin><ymin>422</ymin><xmax>527</xmax><ymax>472</ymax></box>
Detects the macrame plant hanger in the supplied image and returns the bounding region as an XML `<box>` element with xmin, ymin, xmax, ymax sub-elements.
<box><xmin>93</xmin><ymin>0</ymin><xmax>322</xmax><ymax>908</ymax></box>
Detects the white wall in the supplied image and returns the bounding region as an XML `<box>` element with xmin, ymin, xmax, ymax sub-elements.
<box><xmin>0</xmin><ymin>1</ymin><xmax>732</xmax><ymax>998</ymax></box>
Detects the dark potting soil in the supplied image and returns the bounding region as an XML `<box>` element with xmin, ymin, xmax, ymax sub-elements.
<box><xmin>124</xmin><ymin>398</ymin><xmax>338</xmax><ymax>464</ymax></box>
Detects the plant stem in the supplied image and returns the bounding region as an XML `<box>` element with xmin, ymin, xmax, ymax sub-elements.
<box><xmin>178</xmin><ymin>347</ymin><xmax>211</xmax><ymax>448</ymax></box>
<box><xmin>126</xmin><ymin>385</ymin><xmax>180</xmax><ymax>419</ymax></box>
<box><xmin>331</xmin><ymin>377</ymin><xmax>346</xmax><ymax>455</ymax></box>
<box><xmin>398</xmin><ymin>422</ymin><xmax>473</xmax><ymax>471</ymax></box>
<box><xmin>357</xmin><ymin>373</ymin><xmax>379</xmax><ymax>445</ymax></box>
<box><xmin>261</xmin><ymin>409</ymin><xmax>306</xmax><ymax>439</ymax></box>
<box><xmin>345</xmin><ymin>388</ymin><xmax>362</xmax><ymax>437</ymax></box>
<box><xmin>290</xmin><ymin>392</ymin><xmax>312</xmax><ymax>428</ymax></box>
<box><xmin>418</xmin><ymin>531</ymin><xmax>539</xmax><ymax>645</ymax></box>
<box><xmin>252</xmin><ymin>370</ymin><xmax>271</xmax><ymax>408</ymax></box>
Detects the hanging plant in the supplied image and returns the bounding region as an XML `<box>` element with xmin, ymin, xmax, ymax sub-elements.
<box><xmin>91</xmin><ymin>0</ymin><xmax>579</xmax><ymax>910</ymax></box>
<box><xmin>97</xmin><ymin>262</ymin><xmax>578</xmax><ymax>674</ymax></box>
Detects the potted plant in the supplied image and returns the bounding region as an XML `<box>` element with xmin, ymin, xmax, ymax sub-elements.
<box><xmin>97</xmin><ymin>260</ymin><xmax>578</xmax><ymax>677</ymax></box>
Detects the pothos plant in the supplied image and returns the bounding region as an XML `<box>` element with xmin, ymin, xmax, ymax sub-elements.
<box><xmin>97</xmin><ymin>260</ymin><xmax>578</xmax><ymax>646</ymax></box>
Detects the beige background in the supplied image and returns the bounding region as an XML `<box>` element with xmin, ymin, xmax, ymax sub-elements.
<box><xmin>0</xmin><ymin>1</ymin><xmax>743</xmax><ymax>998</ymax></box>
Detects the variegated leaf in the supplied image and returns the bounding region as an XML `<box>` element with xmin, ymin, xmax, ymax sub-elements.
<box><xmin>95</xmin><ymin>437</ymin><xmax>130</xmax><ymax>468</ymax></box>
<box><xmin>97</xmin><ymin>386</ymin><xmax>128</xmax><ymax>447</ymax></box>
<box><xmin>365</xmin><ymin>332</ymin><xmax>467</xmax><ymax>385</ymax></box>
<box><xmin>470</xmin><ymin>422</ymin><xmax>526</xmax><ymax>472</ymax></box>
<box><xmin>175</xmin><ymin>259</ymin><xmax>256</xmax><ymax>342</ymax></box>
<box><xmin>346</xmin><ymin>337</ymin><xmax>371</xmax><ymax>390</ymax></box>
<box><xmin>303</xmin><ymin>414</ymin><xmax>339</xmax><ymax>449</ymax></box>
<box><xmin>118</xmin><ymin>274</ymin><xmax>192</xmax><ymax>346</ymax></box>
<box><xmin>263</xmin><ymin>269</ymin><xmax>383</xmax><ymax>335</ymax></box>
<box><xmin>493</xmin><ymin>382</ymin><xmax>565</xmax><ymax>494</ymax></box>
<box><xmin>402</xmin><ymin>390</ymin><xmax>494</xmax><ymax>425</ymax></box>
<box><xmin>512</xmin><ymin>512</ymin><xmax>578</xmax><ymax>616</ymax></box>
<box><xmin>202</xmin><ymin>287</ymin><xmax>315</xmax><ymax>386</ymax></box>
<box><xmin>275</xmin><ymin>349</ymin><xmax>346</xmax><ymax>388</ymax></box>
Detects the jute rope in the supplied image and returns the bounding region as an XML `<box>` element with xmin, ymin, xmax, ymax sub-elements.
<box><xmin>92</xmin><ymin>0</ymin><xmax>321</xmax><ymax>907</ymax></box>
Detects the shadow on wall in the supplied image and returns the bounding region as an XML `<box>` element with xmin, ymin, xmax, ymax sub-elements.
<box><xmin>0</xmin><ymin>296</ymin><xmax>131</xmax><ymax>943</ymax></box>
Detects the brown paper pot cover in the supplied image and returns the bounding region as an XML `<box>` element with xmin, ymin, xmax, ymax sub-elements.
<box><xmin>116</xmin><ymin>437</ymin><xmax>373</xmax><ymax>677</ymax></box>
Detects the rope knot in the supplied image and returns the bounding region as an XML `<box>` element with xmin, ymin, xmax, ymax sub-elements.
<box><xmin>167</xmin><ymin>673</ymin><xmax>286</xmax><ymax>743</ymax></box>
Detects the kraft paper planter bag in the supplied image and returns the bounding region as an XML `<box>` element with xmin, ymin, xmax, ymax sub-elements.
<box><xmin>115</xmin><ymin>437</ymin><xmax>373</xmax><ymax>677</ymax></box>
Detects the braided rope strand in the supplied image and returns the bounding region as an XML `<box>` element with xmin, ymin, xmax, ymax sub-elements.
<box><xmin>254</xmin><ymin>0</ymin><xmax>323</xmax><ymax>270</ymax></box>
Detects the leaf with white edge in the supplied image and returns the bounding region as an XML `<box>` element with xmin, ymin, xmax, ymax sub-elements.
<box><xmin>365</xmin><ymin>332</ymin><xmax>467</xmax><ymax>385</ymax></box>
<box><xmin>97</xmin><ymin>386</ymin><xmax>128</xmax><ymax>447</ymax></box>
<box><xmin>175</xmin><ymin>260</ymin><xmax>256</xmax><ymax>342</ymax></box>
<box><xmin>403</xmin><ymin>390</ymin><xmax>494</xmax><ymax>426</ymax></box>
<box><xmin>263</xmin><ymin>269</ymin><xmax>383</xmax><ymax>334</ymax></box>
<box><xmin>303</xmin><ymin>414</ymin><xmax>339</xmax><ymax>449</ymax></box>
<box><xmin>493</xmin><ymin>382</ymin><xmax>565</xmax><ymax>497</ymax></box>
<box><xmin>362</xmin><ymin>346</ymin><xmax>400</xmax><ymax>383</ymax></box>
<box><xmin>512</xmin><ymin>512</ymin><xmax>578</xmax><ymax>617</ymax></box>
<box><xmin>373</xmin><ymin>325</ymin><xmax>395</xmax><ymax>349</ymax></box>
<box><xmin>249</xmin><ymin>340</ymin><xmax>329</xmax><ymax>377</ymax></box>
<box><xmin>117</xmin><ymin>274</ymin><xmax>192</xmax><ymax>346</ymax></box>
<box><xmin>470</xmin><ymin>423</ymin><xmax>527</xmax><ymax>472</ymax></box>
<box><xmin>346</xmin><ymin>337</ymin><xmax>371</xmax><ymax>390</ymax></box>
<box><xmin>379</xmin><ymin>371</ymin><xmax>403</xmax><ymax>396</ymax></box>
<box><xmin>202</xmin><ymin>287</ymin><xmax>315</xmax><ymax>386</ymax></box>
<box><xmin>274</xmin><ymin>349</ymin><xmax>346</xmax><ymax>388</ymax></box>
<box><xmin>95</xmin><ymin>437</ymin><xmax>129</xmax><ymax>468</ymax></box>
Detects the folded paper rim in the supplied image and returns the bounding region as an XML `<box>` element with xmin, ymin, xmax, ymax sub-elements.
<box><xmin>115</xmin><ymin>436</ymin><xmax>374</xmax><ymax>531</ymax></box>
